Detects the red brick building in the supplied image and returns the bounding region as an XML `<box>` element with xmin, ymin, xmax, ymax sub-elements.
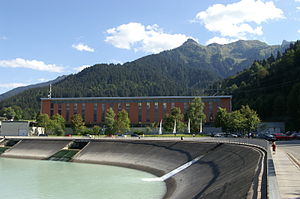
<box><xmin>40</xmin><ymin>96</ymin><xmax>232</xmax><ymax>125</ymax></box>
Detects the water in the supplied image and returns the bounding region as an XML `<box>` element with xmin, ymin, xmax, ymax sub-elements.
<box><xmin>0</xmin><ymin>158</ymin><xmax>166</xmax><ymax>199</ymax></box>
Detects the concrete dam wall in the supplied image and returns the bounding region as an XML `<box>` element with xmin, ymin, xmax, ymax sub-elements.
<box><xmin>0</xmin><ymin>138</ymin><xmax>264</xmax><ymax>199</ymax></box>
<box><xmin>1</xmin><ymin>139</ymin><xmax>71</xmax><ymax>159</ymax></box>
<box><xmin>73</xmin><ymin>140</ymin><xmax>263</xmax><ymax>199</ymax></box>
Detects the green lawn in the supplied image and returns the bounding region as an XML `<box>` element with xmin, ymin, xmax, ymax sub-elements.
<box><xmin>0</xmin><ymin>147</ymin><xmax>10</xmax><ymax>154</ymax></box>
<box><xmin>143</xmin><ymin>134</ymin><xmax>208</xmax><ymax>137</ymax></box>
<box><xmin>48</xmin><ymin>149</ymin><xmax>79</xmax><ymax>162</ymax></box>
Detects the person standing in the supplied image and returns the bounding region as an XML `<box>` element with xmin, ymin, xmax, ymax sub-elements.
<box><xmin>272</xmin><ymin>141</ymin><xmax>276</xmax><ymax>153</ymax></box>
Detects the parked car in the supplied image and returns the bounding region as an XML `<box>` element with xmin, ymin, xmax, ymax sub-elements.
<box><xmin>257</xmin><ymin>133</ymin><xmax>275</xmax><ymax>141</ymax></box>
<box><xmin>131</xmin><ymin>133</ymin><xmax>139</xmax><ymax>137</ymax></box>
<box><xmin>272</xmin><ymin>133</ymin><xmax>293</xmax><ymax>141</ymax></box>
<box><xmin>212</xmin><ymin>133</ymin><xmax>223</xmax><ymax>137</ymax></box>
<box><xmin>290</xmin><ymin>132</ymin><xmax>300</xmax><ymax>140</ymax></box>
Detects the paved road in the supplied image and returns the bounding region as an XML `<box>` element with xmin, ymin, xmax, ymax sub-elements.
<box><xmin>272</xmin><ymin>140</ymin><xmax>300</xmax><ymax>199</ymax></box>
<box><xmin>277</xmin><ymin>140</ymin><xmax>300</xmax><ymax>162</ymax></box>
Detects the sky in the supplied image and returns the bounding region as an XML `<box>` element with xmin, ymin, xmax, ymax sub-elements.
<box><xmin>0</xmin><ymin>0</ymin><xmax>299</xmax><ymax>94</ymax></box>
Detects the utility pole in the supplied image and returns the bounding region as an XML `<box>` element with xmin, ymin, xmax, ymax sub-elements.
<box><xmin>48</xmin><ymin>84</ymin><xmax>52</xmax><ymax>98</ymax></box>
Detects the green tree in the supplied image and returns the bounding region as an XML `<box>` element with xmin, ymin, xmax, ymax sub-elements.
<box><xmin>163</xmin><ymin>107</ymin><xmax>185</xmax><ymax>132</ymax></box>
<box><xmin>1</xmin><ymin>107</ymin><xmax>16</xmax><ymax>120</ymax></box>
<box><xmin>287</xmin><ymin>83</ymin><xmax>300</xmax><ymax>129</ymax></box>
<box><xmin>50</xmin><ymin>114</ymin><xmax>66</xmax><ymax>136</ymax></box>
<box><xmin>239</xmin><ymin>105</ymin><xmax>261</xmax><ymax>134</ymax></box>
<box><xmin>228</xmin><ymin>110</ymin><xmax>245</xmax><ymax>133</ymax></box>
<box><xmin>105</xmin><ymin>107</ymin><xmax>116</xmax><ymax>135</ymax></box>
<box><xmin>187</xmin><ymin>98</ymin><xmax>206</xmax><ymax>133</ymax></box>
<box><xmin>11</xmin><ymin>105</ymin><xmax>23</xmax><ymax>120</ymax></box>
<box><xmin>215</xmin><ymin>108</ymin><xmax>230</xmax><ymax>133</ymax></box>
<box><xmin>92</xmin><ymin>125</ymin><xmax>101</xmax><ymax>135</ymax></box>
<box><xmin>114</xmin><ymin>110</ymin><xmax>131</xmax><ymax>134</ymax></box>
<box><xmin>215</xmin><ymin>106</ymin><xmax>260</xmax><ymax>134</ymax></box>
<box><xmin>36</xmin><ymin>113</ymin><xmax>51</xmax><ymax>133</ymax></box>
<box><xmin>71</xmin><ymin>114</ymin><xmax>85</xmax><ymax>135</ymax></box>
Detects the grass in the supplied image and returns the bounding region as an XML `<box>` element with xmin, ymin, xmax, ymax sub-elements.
<box><xmin>48</xmin><ymin>149</ymin><xmax>79</xmax><ymax>162</ymax></box>
<box><xmin>0</xmin><ymin>147</ymin><xmax>10</xmax><ymax>154</ymax></box>
<box><xmin>143</xmin><ymin>134</ymin><xmax>209</xmax><ymax>137</ymax></box>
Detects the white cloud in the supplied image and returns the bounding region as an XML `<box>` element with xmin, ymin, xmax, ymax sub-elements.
<box><xmin>206</xmin><ymin>37</ymin><xmax>238</xmax><ymax>45</ymax></box>
<box><xmin>298</xmin><ymin>29</ymin><xmax>300</xmax><ymax>34</ymax></box>
<box><xmin>195</xmin><ymin>0</ymin><xmax>284</xmax><ymax>41</ymax></box>
<box><xmin>296</xmin><ymin>0</ymin><xmax>300</xmax><ymax>2</ymax></box>
<box><xmin>0</xmin><ymin>83</ymin><xmax>28</xmax><ymax>89</ymax></box>
<box><xmin>105</xmin><ymin>22</ymin><xmax>193</xmax><ymax>53</ymax></box>
<box><xmin>72</xmin><ymin>43</ymin><xmax>94</xmax><ymax>52</ymax></box>
<box><xmin>297</xmin><ymin>6</ymin><xmax>300</xmax><ymax>10</ymax></box>
<box><xmin>37</xmin><ymin>78</ymin><xmax>49</xmax><ymax>82</ymax></box>
<box><xmin>74</xmin><ymin>65</ymin><xmax>90</xmax><ymax>72</ymax></box>
<box><xmin>0</xmin><ymin>58</ymin><xmax>64</xmax><ymax>72</ymax></box>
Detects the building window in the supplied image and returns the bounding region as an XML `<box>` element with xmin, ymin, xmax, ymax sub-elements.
<box><xmin>50</xmin><ymin>103</ymin><xmax>54</xmax><ymax>117</ymax></box>
<box><xmin>74</xmin><ymin>103</ymin><xmax>78</xmax><ymax>114</ymax></box>
<box><xmin>209</xmin><ymin>102</ymin><xmax>213</xmax><ymax>121</ymax></box>
<box><xmin>82</xmin><ymin>103</ymin><xmax>86</xmax><ymax>121</ymax></box>
<box><xmin>93</xmin><ymin>104</ymin><xmax>98</xmax><ymax>122</ymax></box>
<box><xmin>118</xmin><ymin>103</ymin><xmax>122</xmax><ymax>112</ymax></box>
<box><xmin>66</xmin><ymin>104</ymin><xmax>70</xmax><ymax>122</ymax></box>
<box><xmin>58</xmin><ymin>104</ymin><xmax>62</xmax><ymax>115</ymax></box>
<box><xmin>184</xmin><ymin>103</ymin><xmax>189</xmax><ymax>113</ymax></box>
<box><xmin>101</xmin><ymin>104</ymin><xmax>106</xmax><ymax>122</ymax></box>
<box><xmin>171</xmin><ymin>103</ymin><xmax>175</xmax><ymax>109</ymax></box>
<box><xmin>146</xmin><ymin>102</ymin><xmax>150</xmax><ymax>122</ymax></box>
<box><xmin>138</xmin><ymin>103</ymin><xmax>142</xmax><ymax>122</ymax></box>
<box><xmin>163</xmin><ymin>103</ymin><xmax>167</xmax><ymax>115</ymax></box>
<box><xmin>125</xmin><ymin>103</ymin><xmax>130</xmax><ymax>116</ymax></box>
<box><xmin>209</xmin><ymin>102</ymin><xmax>213</xmax><ymax>113</ymax></box>
<box><xmin>154</xmin><ymin>102</ymin><xmax>158</xmax><ymax>122</ymax></box>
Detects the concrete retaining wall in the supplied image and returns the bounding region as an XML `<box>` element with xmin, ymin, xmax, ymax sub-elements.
<box><xmin>1</xmin><ymin>139</ymin><xmax>71</xmax><ymax>159</ymax></box>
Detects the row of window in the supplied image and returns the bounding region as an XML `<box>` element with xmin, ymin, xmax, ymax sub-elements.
<box><xmin>49</xmin><ymin>101</ymin><xmax>219</xmax><ymax>123</ymax></box>
<box><xmin>49</xmin><ymin>98</ymin><xmax>222</xmax><ymax>104</ymax></box>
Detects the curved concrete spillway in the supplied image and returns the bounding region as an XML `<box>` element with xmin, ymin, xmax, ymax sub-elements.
<box><xmin>73</xmin><ymin>140</ymin><xmax>262</xmax><ymax>199</ymax></box>
<box><xmin>1</xmin><ymin>139</ymin><xmax>71</xmax><ymax>159</ymax></box>
<box><xmin>0</xmin><ymin>138</ymin><xmax>264</xmax><ymax>199</ymax></box>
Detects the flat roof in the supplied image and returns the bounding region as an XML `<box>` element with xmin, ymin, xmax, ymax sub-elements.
<box><xmin>41</xmin><ymin>96</ymin><xmax>232</xmax><ymax>101</ymax></box>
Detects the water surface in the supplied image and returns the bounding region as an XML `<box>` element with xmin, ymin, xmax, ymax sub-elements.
<box><xmin>0</xmin><ymin>158</ymin><xmax>166</xmax><ymax>199</ymax></box>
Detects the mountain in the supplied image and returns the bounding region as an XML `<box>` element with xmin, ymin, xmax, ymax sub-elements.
<box><xmin>217</xmin><ymin>41</ymin><xmax>300</xmax><ymax>130</ymax></box>
<box><xmin>0</xmin><ymin>75</ymin><xmax>67</xmax><ymax>102</ymax></box>
<box><xmin>0</xmin><ymin>39</ymin><xmax>291</xmax><ymax>119</ymax></box>
<box><xmin>163</xmin><ymin>39</ymin><xmax>290</xmax><ymax>78</ymax></box>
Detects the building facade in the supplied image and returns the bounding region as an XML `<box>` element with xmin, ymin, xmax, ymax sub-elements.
<box><xmin>40</xmin><ymin>96</ymin><xmax>232</xmax><ymax>125</ymax></box>
<box><xmin>0</xmin><ymin>121</ymin><xmax>45</xmax><ymax>136</ymax></box>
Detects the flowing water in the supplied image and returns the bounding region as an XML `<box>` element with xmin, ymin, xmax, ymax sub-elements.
<box><xmin>0</xmin><ymin>158</ymin><xmax>166</xmax><ymax>199</ymax></box>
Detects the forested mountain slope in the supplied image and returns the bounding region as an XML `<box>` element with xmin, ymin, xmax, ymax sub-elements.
<box><xmin>0</xmin><ymin>39</ymin><xmax>290</xmax><ymax>119</ymax></box>
<box><xmin>0</xmin><ymin>76</ymin><xmax>66</xmax><ymax>102</ymax></box>
<box><xmin>218</xmin><ymin>41</ymin><xmax>300</xmax><ymax>130</ymax></box>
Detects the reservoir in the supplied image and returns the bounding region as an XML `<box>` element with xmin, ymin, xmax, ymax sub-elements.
<box><xmin>0</xmin><ymin>158</ymin><xmax>166</xmax><ymax>199</ymax></box>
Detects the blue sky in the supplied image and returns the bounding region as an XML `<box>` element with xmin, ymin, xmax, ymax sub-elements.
<box><xmin>0</xmin><ymin>0</ymin><xmax>299</xmax><ymax>94</ymax></box>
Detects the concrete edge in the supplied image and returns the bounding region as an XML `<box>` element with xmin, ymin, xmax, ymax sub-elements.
<box><xmin>267</xmin><ymin>147</ymin><xmax>281</xmax><ymax>199</ymax></box>
<box><xmin>1</xmin><ymin>139</ymin><xmax>22</xmax><ymax>154</ymax></box>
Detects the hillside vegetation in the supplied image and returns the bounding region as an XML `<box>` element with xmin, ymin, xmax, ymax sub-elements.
<box><xmin>0</xmin><ymin>39</ymin><xmax>289</xmax><ymax>119</ymax></box>
<box><xmin>218</xmin><ymin>41</ymin><xmax>300</xmax><ymax>130</ymax></box>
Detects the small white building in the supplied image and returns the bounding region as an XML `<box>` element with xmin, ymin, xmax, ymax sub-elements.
<box><xmin>0</xmin><ymin>121</ymin><xmax>45</xmax><ymax>136</ymax></box>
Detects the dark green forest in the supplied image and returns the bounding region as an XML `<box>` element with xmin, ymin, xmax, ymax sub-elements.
<box><xmin>216</xmin><ymin>41</ymin><xmax>300</xmax><ymax>130</ymax></box>
<box><xmin>0</xmin><ymin>39</ymin><xmax>292</xmax><ymax>121</ymax></box>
